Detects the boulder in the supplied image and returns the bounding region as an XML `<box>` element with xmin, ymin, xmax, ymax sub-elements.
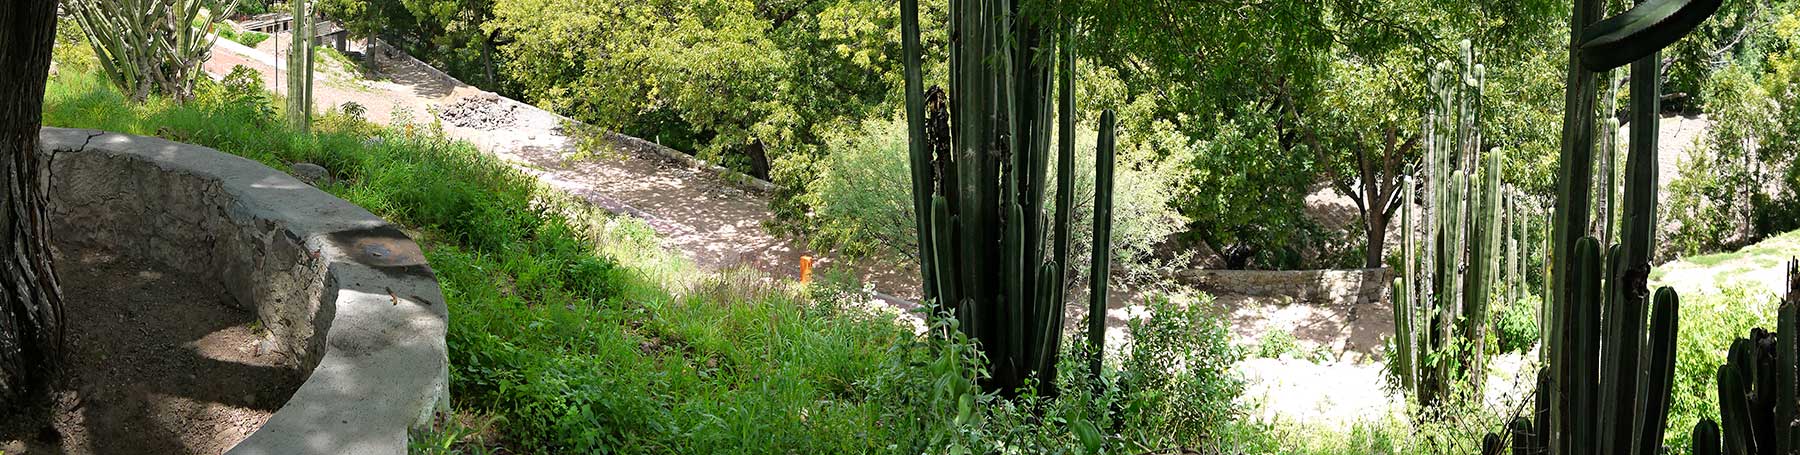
<box><xmin>289</xmin><ymin>162</ymin><xmax>332</xmax><ymax>186</ymax></box>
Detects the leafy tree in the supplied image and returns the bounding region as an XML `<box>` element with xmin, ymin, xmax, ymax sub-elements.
<box><xmin>0</xmin><ymin>0</ymin><xmax>68</xmax><ymax>408</ymax></box>
<box><xmin>1172</xmin><ymin>111</ymin><xmax>1316</xmax><ymax>269</ymax></box>
<box><xmin>1307</xmin><ymin>53</ymin><xmax>1422</xmax><ymax>269</ymax></box>
<box><xmin>488</xmin><ymin>0</ymin><xmax>926</xmax><ymax>231</ymax></box>
<box><xmin>1051</xmin><ymin>0</ymin><xmax>1331</xmax><ymax>268</ymax></box>
<box><xmin>1060</xmin><ymin>0</ymin><xmax>1571</xmax><ymax>269</ymax></box>
<box><xmin>801</xmin><ymin>115</ymin><xmax>1184</xmax><ymax>280</ymax></box>
<box><xmin>1661</xmin><ymin>0</ymin><xmax>1798</xmax><ymax>111</ymax></box>
<box><xmin>315</xmin><ymin>0</ymin><xmax>407</xmax><ymax>43</ymax></box>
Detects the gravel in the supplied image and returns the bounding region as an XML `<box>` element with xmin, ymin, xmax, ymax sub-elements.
<box><xmin>432</xmin><ymin>93</ymin><xmax>519</xmax><ymax>131</ymax></box>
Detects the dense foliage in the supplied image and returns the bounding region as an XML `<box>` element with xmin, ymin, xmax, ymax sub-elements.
<box><xmin>1666</xmin><ymin>3</ymin><xmax>1800</xmax><ymax>258</ymax></box>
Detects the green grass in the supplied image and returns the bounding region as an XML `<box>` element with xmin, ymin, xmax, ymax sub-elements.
<box><xmin>42</xmin><ymin>68</ymin><xmax>925</xmax><ymax>453</ymax></box>
<box><xmin>215</xmin><ymin>25</ymin><xmax>270</xmax><ymax>48</ymax></box>
<box><xmin>40</xmin><ymin>64</ymin><xmax>1252</xmax><ymax>453</ymax></box>
<box><xmin>1673</xmin><ymin>229</ymin><xmax>1800</xmax><ymax>269</ymax></box>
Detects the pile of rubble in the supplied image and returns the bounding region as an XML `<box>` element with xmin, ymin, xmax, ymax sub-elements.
<box><xmin>432</xmin><ymin>93</ymin><xmax>518</xmax><ymax>130</ymax></box>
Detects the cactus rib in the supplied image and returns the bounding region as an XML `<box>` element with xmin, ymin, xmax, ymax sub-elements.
<box><xmin>1578</xmin><ymin>0</ymin><xmax>1725</xmax><ymax>71</ymax></box>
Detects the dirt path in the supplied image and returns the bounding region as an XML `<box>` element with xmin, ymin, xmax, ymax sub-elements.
<box><xmin>204</xmin><ymin>34</ymin><xmax>923</xmax><ymax>309</ymax></box>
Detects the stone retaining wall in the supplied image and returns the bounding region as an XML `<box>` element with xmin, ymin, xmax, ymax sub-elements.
<box><xmin>1174</xmin><ymin>267</ymin><xmax>1393</xmax><ymax>307</ymax></box>
<box><xmin>40</xmin><ymin>128</ymin><xmax>448</xmax><ymax>454</ymax></box>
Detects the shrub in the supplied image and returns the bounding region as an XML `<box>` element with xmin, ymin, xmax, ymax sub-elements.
<box><xmin>1106</xmin><ymin>291</ymin><xmax>1247</xmax><ymax>448</ymax></box>
<box><xmin>215</xmin><ymin>25</ymin><xmax>270</xmax><ymax>48</ymax></box>
<box><xmin>1666</xmin><ymin>135</ymin><xmax>1750</xmax><ymax>259</ymax></box>
<box><xmin>1663</xmin><ymin>284</ymin><xmax>1779</xmax><ymax>453</ymax></box>
<box><xmin>1254</xmin><ymin>328</ymin><xmax>1302</xmax><ymax>359</ymax></box>
<box><xmin>194</xmin><ymin>65</ymin><xmax>277</xmax><ymax>125</ymax></box>
<box><xmin>1492</xmin><ymin>293</ymin><xmax>1541</xmax><ymax>354</ymax></box>
<box><xmin>799</xmin><ymin>116</ymin><xmax>1187</xmax><ymax>281</ymax></box>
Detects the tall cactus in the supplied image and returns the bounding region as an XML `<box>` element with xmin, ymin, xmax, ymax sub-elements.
<box><xmin>1393</xmin><ymin>42</ymin><xmax>1505</xmax><ymax>404</ymax></box>
<box><xmin>899</xmin><ymin>0</ymin><xmax>1112</xmax><ymax>396</ymax></box>
<box><xmin>286</xmin><ymin>0</ymin><xmax>316</xmax><ymax>132</ymax></box>
<box><xmin>1088</xmin><ymin>112</ymin><xmax>1117</xmax><ymax>379</ymax></box>
<box><xmin>1396</xmin><ymin>177</ymin><xmax>1419</xmax><ymax>395</ymax></box>
<box><xmin>1499</xmin><ymin>0</ymin><xmax>1719</xmax><ymax>452</ymax></box>
<box><xmin>1691</xmin><ymin>259</ymin><xmax>1800</xmax><ymax>454</ymax></box>
<box><xmin>68</xmin><ymin>0</ymin><xmax>235</xmax><ymax>102</ymax></box>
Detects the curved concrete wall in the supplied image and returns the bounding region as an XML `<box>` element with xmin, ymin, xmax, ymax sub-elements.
<box><xmin>39</xmin><ymin>128</ymin><xmax>448</xmax><ymax>454</ymax></box>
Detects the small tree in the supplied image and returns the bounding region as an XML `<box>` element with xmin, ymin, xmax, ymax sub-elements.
<box><xmin>68</xmin><ymin>0</ymin><xmax>235</xmax><ymax>102</ymax></box>
<box><xmin>0</xmin><ymin>0</ymin><xmax>69</xmax><ymax>409</ymax></box>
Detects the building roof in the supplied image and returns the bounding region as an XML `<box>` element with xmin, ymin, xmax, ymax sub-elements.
<box><xmin>238</xmin><ymin>14</ymin><xmax>345</xmax><ymax>38</ymax></box>
<box><xmin>313</xmin><ymin>21</ymin><xmax>344</xmax><ymax>37</ymax></box>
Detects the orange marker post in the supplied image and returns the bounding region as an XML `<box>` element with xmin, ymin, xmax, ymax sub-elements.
<box><xmin>799</xmin><ymin>256</ymin><xmax>814</xmax><ymax>285</ymax></box>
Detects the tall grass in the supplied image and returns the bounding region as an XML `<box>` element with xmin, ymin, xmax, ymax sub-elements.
<box><xmin>41</xmin><ymin>63</ymin><xmax>1249</xmax><ymax>453</ymax></box>
<box><xmin>43</xmin><ymin>67</ymin><xmax>923</xmax><ymax>452</ymax></box>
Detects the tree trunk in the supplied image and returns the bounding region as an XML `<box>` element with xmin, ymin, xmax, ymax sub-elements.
<box><xmin>745</xmin><ymin>140</ymin><xmax>772</xmax><ymax>181</ymax></box>
<box><xmin>0</xmin><ymin>0</ymin><xmax>68</xmax><ymax>409</ymax></box>
<box><xmin>1365</xmin><ymin>213</ymin><xmax>1389</xmax><ymax>269</ymax></box>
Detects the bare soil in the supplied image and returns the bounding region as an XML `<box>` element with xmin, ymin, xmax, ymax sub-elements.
<box><xmin>0</xmin><ymin>246</ymin><xmax>303</xmax><ymax>454</ymax></box>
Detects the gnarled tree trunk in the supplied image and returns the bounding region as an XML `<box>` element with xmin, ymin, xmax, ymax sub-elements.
<box><xmin>0</xmin><ymin>0</ymin><xmax>68</xmax><ymax>409</ymax></box>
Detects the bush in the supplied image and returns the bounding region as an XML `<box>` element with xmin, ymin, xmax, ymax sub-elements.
<box><xmin>1663</xmin><ymin>284</ymin><xmax>1779</xmax><ymax>453</ymax></box>
<box><xmin>798</xmin><ymin>115</ymin><xmax>1187</xmax><ymax>281</ymax></box>
<box><xmin>194</xmin><ymin>65</ymin><xmax>277</xmax><ymax>124</ymax></box>
<box><xmin>1110</xmin><ymin>291</ymin><xmax>1247</xmax><ymax>449</ymax></box>
<box><xmin>1492</xmin><ymin>293</ymin><xmax>1542</xmax><ymax>354</ymax></box>
<box><xmin>1666</xmin><ymin>134</ymin><xmax>1752</xmax><ymax>259</ymax></box>
<box><xmin>216</xmin><ymin>25</ymin><xmax>271</xmax><ymax>48</ymax></box>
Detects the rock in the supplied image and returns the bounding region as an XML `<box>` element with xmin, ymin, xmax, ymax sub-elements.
<box><xmin>290</xmin><ymin>162</ymin><xmax>332</xmax><ymax>186</ymax></box>
<box><xmin>432</xmin><ymin>94</ymin><xmax>519</xmax><ymax>130</ymax></box>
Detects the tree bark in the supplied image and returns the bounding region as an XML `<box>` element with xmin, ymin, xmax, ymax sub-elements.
<box><xmin>0</xmin><ymin>0</ymin><xmax>68</xmax><ymax>409</ymax></box>
<box><xmin>1365</xmin><ymin>214</ymin><xmax>1389</xmax><ymax>269</ymax></box>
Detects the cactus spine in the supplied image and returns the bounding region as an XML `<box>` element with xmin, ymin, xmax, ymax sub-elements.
<box><xmin>286</xmin><ymin>0</ymin><xmax>316</xmax><ymax>132</ymax></box>
<box><xmin>899</xmin><ymin>0</ymin><xmax>1111</xmax><ymax>395</ymax></box>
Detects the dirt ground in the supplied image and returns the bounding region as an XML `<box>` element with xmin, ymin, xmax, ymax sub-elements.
<box><xmin>0</xmin><ymin>246</ymin><xmax>302</xmax><ymax>454</ymax></box>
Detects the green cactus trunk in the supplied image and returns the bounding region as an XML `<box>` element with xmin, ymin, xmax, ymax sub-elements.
<box><xmin>899</xmin><ymin>0</ymin><xmax>1112</xmax><ymax>397</ymax></box>
<box><xmin>68</xmin><ymin>0</ymin><xmax>232</xmax><ymax>102</ymax></box>
<box><xmin>287</xmin><ymin>0</ymin><xmax>314</xmax><ymax>133</ymax></box>
<box><xmin>1396</xmin><ymin>42</ymin><xmax>1501</xmax><ymax>405</ymax></box>
<box><xmin>1693</xmin><ymin>259</ymin><xmax>1800</xmax><ymax>453</ymax></box>
<box><xmin>1498</xmin><ymin>0</ymin><xmax>1722</xmax><ymax>452</ymax></box>
<box><xmin>1398</xmin><ymin>177</ymin><xmax>1419</xmax><ymax>396</ymax></box>
<box><xmin>1548</xmin><ymin>1</ymin><xmax>1606</xmax><ymax>446</ymax></box>
<box><xmin>1088</xmin><ymin>112</ymin><xmax>1117</xmax><ymax>379</ymax></box>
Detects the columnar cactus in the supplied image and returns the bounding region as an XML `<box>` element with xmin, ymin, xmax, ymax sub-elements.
<box><xmin>287</xmin><ymin>0</ymin><xmax>316</xmax><ymax>132</ymax></box>
<box><xmin>1396</xmin><ymin>177</ymin><xmax>1419</xmax><ymax>394</ymax></box>
<box><xmin>68</xmin><ymin>0</ymin><xmax>235</xmax><ymax>102</ymax></box>
<box><xmin>1498</xmin><ymin>0</ymin><xmax>1719</xmax><ymax>452</ymax></box>
<box><xmin>1691</xmin><ymin>259</ymin><xmax>1800</xmax><ymax>454</ymax></box>
<box><xmin>899</xmin><ymin>0</ymin><xmax>1113</xmax><ymax>396</ymax></box>
<box><xmin>1393</xmin><ymin>43</ymin><xmax>1505</xmax><ymax>404</ymax></box>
